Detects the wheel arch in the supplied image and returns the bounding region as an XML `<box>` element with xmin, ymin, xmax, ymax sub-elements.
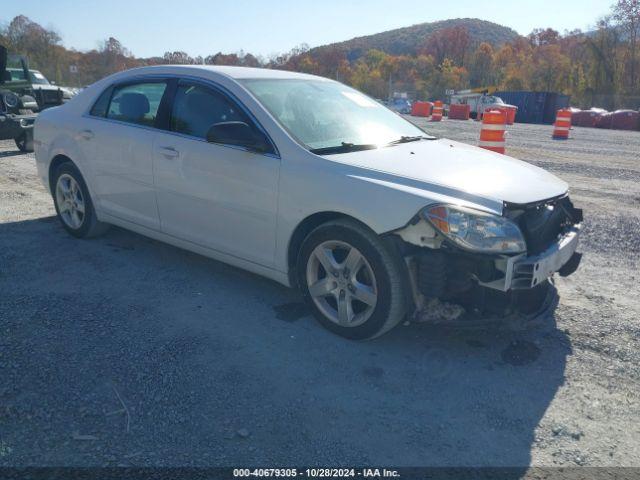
<box><xmin>48</xmin><ymin>152</ymin><xmax>97</xmax><ymax>200</ymax></box>
<box><xmin>48</xmin><ymin>154</ymin><xmax>75</xmax><ymax>193</ymax></box>
<box><xmin>287</xmin><ymin>211</ymin><xmax>377</xmax><ymax>288</ymax></box>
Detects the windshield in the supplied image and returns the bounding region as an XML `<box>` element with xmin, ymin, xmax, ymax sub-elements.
<box><xmin>241</xmin><ymin>78</ymin><xmax>428</xmax><ymax>152</ymax></box>
<box><xmin>9</xmin><ymin>69</ymin><xmax>23</xmax><ymax>81</ymax></box>
<box><xmin>5</xmin><ymin>68</ymin><xmax>50</xmax><ymax>85</ymax></box>
<box><xmin>6</xmin><ymin>68</ymin><xmax>27</xmax><ymax>82</ymax></box>
<box><xmin>30</xmin><ymin>70</ymin><xmax>50</xmax><ymax>85</ymax></box>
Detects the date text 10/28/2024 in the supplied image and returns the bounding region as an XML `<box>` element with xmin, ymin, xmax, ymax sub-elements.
<box><xmin>233</xmin><ymin>468</ymin><xmax>401</xmax><ymax>478</ymax></box>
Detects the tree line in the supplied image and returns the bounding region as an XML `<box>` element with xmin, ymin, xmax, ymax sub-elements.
<box><xmin>1</xmin><ymin>1</ymin><xmax>639</xmax><ymax>110</ymax></box>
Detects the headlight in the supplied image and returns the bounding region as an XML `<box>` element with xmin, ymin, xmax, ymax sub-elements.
<box><xmin>3</xmin><ymin>92</ymin><xmax>20</xmax><ymax>109</ymax></box>
<box><xmin>422</xmin><ymin>204</ymin><xmax>526</xmax><ymax>254</ymax></box>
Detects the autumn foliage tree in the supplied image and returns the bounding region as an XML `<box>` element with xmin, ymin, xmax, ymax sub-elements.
<box><xmin>613</xmin><ymin>0</ymin><xmax>640</xmax><ymax>90</ymax></box>
<box><xmin>2</xmin><ymin>2</ymin><xmax>640</xmax><ymax>109</ymax></box>
<box><xmin>469</xmin><ymin>42</ymin><xmax>495</xmax><ymax>87</ymax></box>
<box><xmin>421</xmin><ymin>26</ymin><xmax>471</xmax><ymax>66</ymax></box>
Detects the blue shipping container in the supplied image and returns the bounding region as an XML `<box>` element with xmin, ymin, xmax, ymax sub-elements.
<box><xmin>495</xmin><ymin>91</ymin><xmax>570</xmax><ymax>124</ymax></box>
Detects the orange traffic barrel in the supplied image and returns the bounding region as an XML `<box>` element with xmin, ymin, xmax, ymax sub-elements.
<box><xmin>431</xmin><ymin>101</ymin><xmax>444</xmax><ymax>122</ymax></box>
<box><xmin>425</xmin><ymin>101</ymin><xmax>434</xmax><ymax>117</ymax></box>
<box><xmin>479</xmin><ymin>109</ymin><xmax>507</xmax><ymax>154</ymax></box>
<box><xmin>553</xmin><ymin>109</ymin><xmax>572</xmax><ymax>139</ymax></box>
<box><xmin>411</xmin><ymin>101</ymin><xmax>432</xmax><ymax>117</ymax></box>
<box><xmin>497</xmin><ymin>106</ymin><xmax>517</xmax><ymax>125</ymax></box>
<box><xmin>448</xmin><ymin>104</ymin><xmax>471</xmax><ymax>120</ymax></box>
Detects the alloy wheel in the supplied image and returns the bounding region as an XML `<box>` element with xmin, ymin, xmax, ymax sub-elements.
<box><xmin>55</xmin><ymin>173</ymin><xmax>85</xmax><ymax>229</ymax></box>
<box><xmin>306</xmin><ymin>240</ymin><xmax>378</xmax><ymax>327</ymax></box>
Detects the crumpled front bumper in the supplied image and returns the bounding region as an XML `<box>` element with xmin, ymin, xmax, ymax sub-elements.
<box><xmin>479</xmin><ymin>224</ymin><xmax>582</xmax><ymax>291</ymax></box>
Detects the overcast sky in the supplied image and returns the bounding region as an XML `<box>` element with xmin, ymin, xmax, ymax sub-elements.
<box><xmin>2</xmin><ymin>0</ymin><xmax>613</xmax><ymax>58</ymax></box>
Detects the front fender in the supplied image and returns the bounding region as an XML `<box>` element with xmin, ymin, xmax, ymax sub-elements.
<box><xmin>275</xmin><ymin>156</ymin><xmax>503</xmax><ymax>273</ymax></box>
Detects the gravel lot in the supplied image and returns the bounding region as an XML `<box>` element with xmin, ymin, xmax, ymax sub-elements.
<box><xmin>1</xmin><ymin>118</ymin><xmax>639</xmax><ymax>469</ymax></box>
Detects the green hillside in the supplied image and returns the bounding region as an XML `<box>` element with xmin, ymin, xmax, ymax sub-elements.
<box><xmin>310</xmin><ymin>18</ymin><xmax>521</xmax><ymax>60</ymax></box>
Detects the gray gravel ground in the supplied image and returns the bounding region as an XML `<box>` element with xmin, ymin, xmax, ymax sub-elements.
<box><xmin>0</xmin><ymin>118</ymin><xmax>639</xmax><ymax>469</ymax></box>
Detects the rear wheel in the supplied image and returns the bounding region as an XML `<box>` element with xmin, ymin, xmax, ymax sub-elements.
<box><xmin>297</xmin><ymin>219</ymin><xmax>407</xmax><ymax>340</ymax></box>
<box><xmin>52</xmin><ymin>162</ymin><xmax>109</xmax><ymax>238</ymax></box>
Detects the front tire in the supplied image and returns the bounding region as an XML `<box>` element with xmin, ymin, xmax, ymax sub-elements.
<box><xmin>15</xmin><ymin>131</ymin><xmax>34</xmax><ymax>153</ymax></box>
<box><xmin>297</xmin><ymin>219</ymin><xmax>407</xmax><ymax>340</ymax></box>
<box><xmin>52</xmin><ymin>161</ymin><xmax>109</xmax><ymax>238</ymax></box>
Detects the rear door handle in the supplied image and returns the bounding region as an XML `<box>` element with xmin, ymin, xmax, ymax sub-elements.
<box><xmin>79</xmin><ymin>129</ymin><xmax>94</xmax><ymax>140</ymax></box>
<box><xmin>158</xmin><ymin>146</ymin><xmax>179</xmax><ymax>159</ymax></box>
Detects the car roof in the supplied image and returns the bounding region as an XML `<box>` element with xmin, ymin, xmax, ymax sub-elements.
<box><xmin>117</xmin><ymin>64</ymin><xmax>331</xmax><ymax>82</ymax></box>
<box><xmin>200</xmin><ymin>65</ymin><xmax>326</xmax><ymax>80</ymax></box>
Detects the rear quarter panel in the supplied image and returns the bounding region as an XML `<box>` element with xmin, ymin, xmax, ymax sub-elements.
<box><xmin>34</xmin><ymin>86</ymin><xmax>103</xmax><ymax>197</ymax></box>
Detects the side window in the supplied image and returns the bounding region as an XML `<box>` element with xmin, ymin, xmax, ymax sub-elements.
<box><xmin>107</xmin><ymin>82</ymin><xmax>167</xmax><ymax>127</ymax></box>
<box><xmin>9</xmin><ymin>69</ymin><xmax>27</xmax><ymax>82</ymax></box>
<box><xmin>89</xmin><ymin>86</ymin><xmax>113</xmax><ymax>117</ymax></box>
<box><xmin>170</xmin><ymin>83</ymin><xmax>249</xmax><ymax>139</ymax></box>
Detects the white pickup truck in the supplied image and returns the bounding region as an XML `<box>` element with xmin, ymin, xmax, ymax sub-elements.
<box><xmin>450</xmin><ymin>93</ymin><xmax>514</xmax><ymax>119</ymax></box>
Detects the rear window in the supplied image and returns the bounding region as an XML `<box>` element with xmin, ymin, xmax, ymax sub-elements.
<box><xmin>106</xmin><ymin>82</ymin><xmax>167</xmax><ymax>127</ymax></box>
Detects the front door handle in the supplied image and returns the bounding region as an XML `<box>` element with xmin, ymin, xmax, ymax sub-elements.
<box><xmin>79</xmin><ymin>129</ymin><xmax>94</xmax><ymax>140</ymax></box>
<box><xmin>158</xmin><ymin>146</ymin><xmax>179</xmax><ymax>159</ymax></box>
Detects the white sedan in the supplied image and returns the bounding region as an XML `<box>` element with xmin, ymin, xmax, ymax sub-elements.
<box><xmin>34</xmin><ymin>66</ymin><xmax>582</xmax><ymax>339</ymax></box>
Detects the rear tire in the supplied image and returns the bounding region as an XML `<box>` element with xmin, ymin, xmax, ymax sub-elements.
<box><xmin>297</xmin><ymin>219</ymin><xmax>407</xmax><ymax>340</ymax></box>
<box><xmin>52</xmin><ymin>161</ymin><xmax>109</xmax><ymax>238</ymax></box>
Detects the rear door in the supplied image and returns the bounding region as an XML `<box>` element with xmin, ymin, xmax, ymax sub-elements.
<box><xmin>152</xmin><ymin>79</ymin><xmax>280</xmax><ymax>267</ymax></box>
<box><xmin>82</xmin><ymin>79</ymin><xmax>169</xmax><ymax>230</ymax></box>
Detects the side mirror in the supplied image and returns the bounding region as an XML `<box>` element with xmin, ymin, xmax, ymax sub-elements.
<box><xmin>206</xmin><ymin>121</ymin><xmax>271</xmax><ymax>153</ymax></box>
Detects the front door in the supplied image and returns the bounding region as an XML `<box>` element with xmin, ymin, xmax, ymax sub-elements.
<box><xmin>153</xmin><ymin>80</ymin><xmax>280</xmax><ymax>267</ymax></box>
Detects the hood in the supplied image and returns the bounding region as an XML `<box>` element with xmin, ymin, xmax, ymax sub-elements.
<box><xmin>33</xmin><ymin>84</ymin><xmax>71</xmax><ymax>92</ymax></box>
<box><xmin>33</xmin><ymin>84</ymin><xmax>74</xmax><ymax>99</ymax></box>
<box><xmin>328</xmin><ymin>138</ymin><xmax>568</xmax><ymax>206</ymax></box>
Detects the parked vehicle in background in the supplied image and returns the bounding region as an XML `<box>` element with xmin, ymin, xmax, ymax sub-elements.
<box><xmin>7</xmin><ymin>67</ymin><xmax>76</xmax><ymax>106</ymax></box>
<box><xmin>387</xmin><ymin>97</ymin><xmax>412</xmax><ymax>114</ymax></box>
<box><xmin>34</xmin><ymin>65</ymin><xmax>583</xmax><ymax>340</ymax></box>
<box><xmin>450</xmin><ymin>90</ymin><xmax>515</xmax><ymax>119</ymax></box>
<box><xmin>0</xmin><ymin>45</ymin><xmax>39</xmax><ymax>152</ymax></box>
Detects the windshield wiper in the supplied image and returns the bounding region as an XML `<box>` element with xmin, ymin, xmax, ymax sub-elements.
<box><xmin>310</xmin><ymin>142</ymin><xmax>378</xmax><ymax>155</ymax></box>
<box><xmin>386</xmin><ymin>135</ymin><xmax>435</xmax><ymax>146</ymax></box>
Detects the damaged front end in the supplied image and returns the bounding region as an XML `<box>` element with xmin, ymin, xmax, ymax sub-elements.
<box><xmin>392</xmin><ymin>195</ymin><xmax>583</xmax><ymax>323</ymax></box>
